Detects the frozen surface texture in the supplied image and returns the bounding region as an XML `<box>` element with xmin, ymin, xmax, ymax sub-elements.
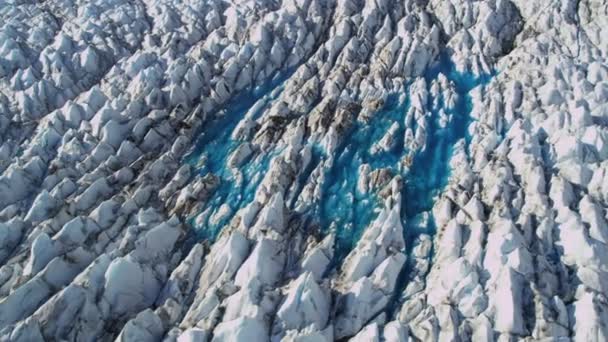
<box><xmin>0</xmin><ymin>0</ymin><xmax>607</xmax><ymax>340</ymax></box>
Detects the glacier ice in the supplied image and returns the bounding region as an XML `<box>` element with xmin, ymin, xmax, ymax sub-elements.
<box><xmin>1</xmin><ymin>0</ymin><xmax>608</xmax><ymax>340</ymax></box>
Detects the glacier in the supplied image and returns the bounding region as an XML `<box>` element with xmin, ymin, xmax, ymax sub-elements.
<box><xmin>1</xmin><ymin>0</ymin><xmax>608</xmax><ymax>341</ymax></box>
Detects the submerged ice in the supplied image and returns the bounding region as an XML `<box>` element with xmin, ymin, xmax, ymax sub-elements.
<box><xmin>183</xmin><ymin>54</ymin><xmax>492</xmax><ymax>264</ymax></box>
<box><xmin>185</xmin><ymin>72</ymin><xmax>291</xmax><ymax>240</ymax></box>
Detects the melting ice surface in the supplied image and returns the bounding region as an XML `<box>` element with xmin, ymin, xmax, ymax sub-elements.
<box><xmin>185</xmin><ymin>54</ymin><xmax>493</xmax><ymax>266</ymax></box>
<box><xmin>317</xmin><ymin>54</ymin><xmax>494</xmax><ymax>262</ymax></box>
<box><xmin>184</xmin><ymin>72</ymin><xmax>290</xmax><ymax>240</ymax></box>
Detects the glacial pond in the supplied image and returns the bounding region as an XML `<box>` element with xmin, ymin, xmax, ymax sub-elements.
<box><xmin>185</xmin><ymin>54</ymin><xmax>494</xmax><ymax>273</ymax></box>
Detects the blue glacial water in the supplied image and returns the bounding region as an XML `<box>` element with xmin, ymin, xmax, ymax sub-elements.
<box><xmin>402</xmin><ymin>54</ymin><xmax>494</xmax><ymax>233</ymax></box>
<box><xmin>183</xmin><ymin>52</ymin><xmax>494</xmax><ymax>288</ymax></box>
<box><xmin>316</xmin><ymin>95</ymin><xmax>408</xmax><ymax>261</ymax></box>
<box><xmin>184</xmin><ymin>72</ymin><xmax>290</xmax><ymax>241</ymax></box>
<box><xmin>314</xmin><ymin>53</ymin><xmax>494</xmax><ymax>263</ymax></box>
<box><xmin>390</xmin><ymin>55</ymin><xmax>494</xmax><ymax>316</ymax></box>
